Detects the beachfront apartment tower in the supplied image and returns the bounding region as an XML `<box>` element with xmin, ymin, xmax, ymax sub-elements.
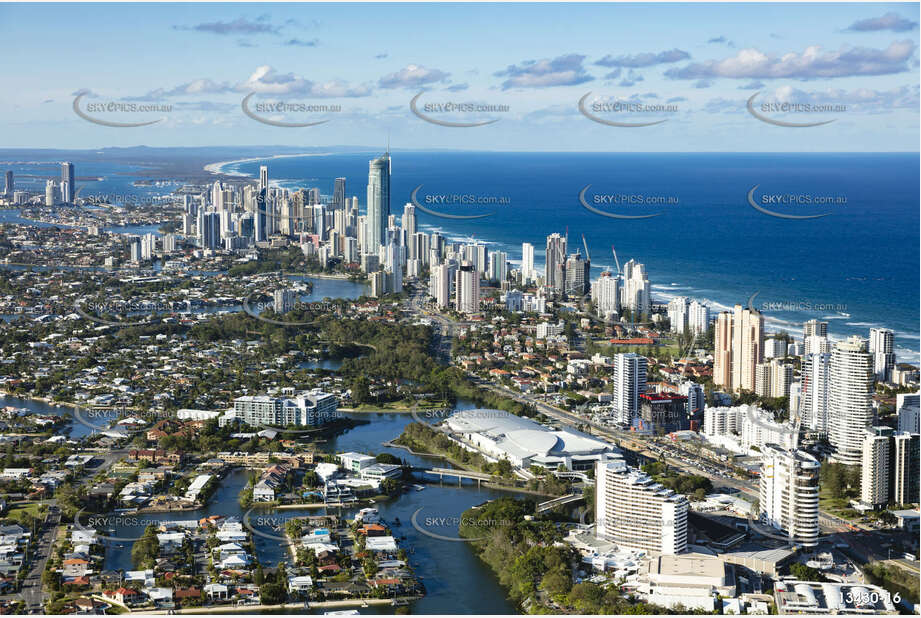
<box><xmin>402</xmin><ymin>202</ymin><xmax>417</xmax><ymax>237</ymax></box>
<box><xmin>688</xmin><ymin>300</ymin><xmax>710</xmax><ymax>335</ymax></box>
<box><xmin>595</xmin><ymin>459</ymin><xmax>688</xmax><ymax>555</ymax></box>
<box><xmin>869</xmin><ymin>328</ymin><xmax>895</xmax><ymax>383</ymax></box>
<box><xmin>259</xmin><ymin>165</ymin><xmax>268</xmax><ymax>192</ymax></box>
<box><xmin>592</xmin><ymin>271</ymin><xmax>620</xmax><ymax>319</ymax></box>
<box><xmin>545</xmin><ymin>233</ymin><xmax>567</xmax><ymax>294</ymax></box>
<box><xmin>564</xmin><ymin>251</ymin><xmax>590</xmax><ymax>297</ymax></box>
<box><xmin>365</xmin><ymin>153</ymin><xmax>391</xmax><ymax>253</ymax></box>
<box><xmin>667</xmin><ymin>297</ymin><xmax>689</xmax><ymax>334</ymax></box>
<box><xmin>828</xmin><ymin>336</ymin><xmax>874</xmax><ymax>466</ymax></box>
<box><xmin>803</xmin><ymin>319</ymin><xmax>828</xmax><ymax>340</ymax></box>
<box><xmin>521</xmin><ymin>242</ymin><xmax>535</xmax><ymax>284</ymax></box>
<box><xmin>620</xmin><ymin>259</ymin><xmax>650</xmax><ymax>316</ymax></box>
<box><xmin>731</xmin><ymin>304</ymin><xmax>764</xmax><ymax>393</ymax></box>
<box><xmin>713</xmin><ymin>311</ymin><xmax>733</xmax><ymax>389</ymax></box>
<box><xmin>801</xmin><ymin>352</ymin><xmax>831</xmax><ymax>434</ymax></box>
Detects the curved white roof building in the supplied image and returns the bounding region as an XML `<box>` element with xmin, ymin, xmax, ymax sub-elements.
<box><xmin>444</xmin><ymin>409</ymin><xmax>618</xmax><ymax>470</ymax></box>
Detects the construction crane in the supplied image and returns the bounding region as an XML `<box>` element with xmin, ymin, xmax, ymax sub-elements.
<box><xmin>610</xmin><ymin>245</ymin><xmax>621</xmax><ymax>276</ymax></box>
<box><xmin>581</xmin><ymin>234</ymin><xmax>591</xmax><ymax>264</ymax></box>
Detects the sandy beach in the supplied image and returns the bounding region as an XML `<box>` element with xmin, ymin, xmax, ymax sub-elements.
<box><xmin>204</xmin><ymin>152</ymin><xmax>333</xmax><ymax>177</ymax></box>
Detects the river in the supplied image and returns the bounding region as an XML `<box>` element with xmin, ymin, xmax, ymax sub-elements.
<box><xmin>96</xmin><ymin>405</ymin><xmax>519</xmax><ymax>614</ymax></box>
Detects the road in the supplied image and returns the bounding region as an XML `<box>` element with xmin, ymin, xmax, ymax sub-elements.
<box><xmin>462</xmin><ymin>366</ymin><xmax>857</xmax><ymax>535</ymax></box>
<box><xmin>15</xmin><ymin>448</ymin><xmax>129</xmax><ymax>613</ymax></box>
<box><xmin>19</xmin><ymin>505</ymin><xmax>60</xmax><ymax>613</ymax></box>
<box><xmin>404</xmin><ymin>296</ymin><xmax>883</xmax><ymax>541</ymax></box>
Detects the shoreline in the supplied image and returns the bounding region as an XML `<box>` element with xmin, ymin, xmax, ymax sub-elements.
<box><xmin>204</xmin><ymin>152</ymin><xmax>334</xmax><ymax>177</ymax></box>
<box><xmin>0</xmin><ymin>391</ymin><xmax>81</xmax><ymax>410</ymax></box>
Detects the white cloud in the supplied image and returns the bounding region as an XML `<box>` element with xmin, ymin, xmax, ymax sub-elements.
<box><xmin>378</xmin><ymin>64</ymin><xmax>450</xmax><ymax>89</ymax></box>
<box><xmin>665</xmin><ymin>40</ymin><xmax>916</xmax><ymax>80</ymax></box>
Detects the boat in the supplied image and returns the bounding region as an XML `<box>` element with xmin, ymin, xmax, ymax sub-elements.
<box><xmin>413</xmin><ymin>484</ymin><xmax>425</xmax><ymax>491</ymax></box>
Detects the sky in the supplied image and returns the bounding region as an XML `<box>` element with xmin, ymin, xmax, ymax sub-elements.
<box><xmin>1</xmin><ymin>2</ymin><xmax>919</xmax><ymax>151</ymax></box>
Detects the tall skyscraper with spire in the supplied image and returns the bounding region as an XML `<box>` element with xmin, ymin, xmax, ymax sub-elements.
<box><xmin>365</xmin><ymin>152</ymin><xmax>391</xmax><ymax>253</ymax></box>
<box><xmin>259</xmin><ymin>166</ymin><xmax>268</xmax><ymax>191</ymax></box>
<box><xmin>61</xmin><ymin>162</ymin><xmax>74</xmax><ymax>203</ymax></box>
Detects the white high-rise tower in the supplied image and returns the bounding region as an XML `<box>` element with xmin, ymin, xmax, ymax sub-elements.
<box><xmin>828</xmin><ymin>336</ymin><xmax>874</xmax><ymax>466</ymax></box>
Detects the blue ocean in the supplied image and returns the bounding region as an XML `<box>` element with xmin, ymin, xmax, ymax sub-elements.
<box><xmin>3</xmin><ymin>150</ymin><xmax>918</xmax><ymax>362</ymax></box>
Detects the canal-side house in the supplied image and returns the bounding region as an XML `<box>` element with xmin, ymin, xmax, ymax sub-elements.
<box><xmin>203</xmin><ymin>583</ymin><xmax>229</xmax><ymax>601</ymax></box>
<box><xmin>102</xmin><ymin>587</ymin><xmax>142</xmax><ymax>607</ymax></box>
<box><xmin>215</xmin><ymin>520</ymin><xmax>247</xmax><ymax>543</ymax></box>
<box><xmin>288</xmin><ymin>575</ymin><xmax>313</xmax><ymax>595</ymax></box>
<box><xmin>146</xmin><ymin>587</ymin><xmax>174</xmax><ymax>608</ymax></box>
<box><xmin>252</xmin><ymin>464</ymin><xmax>291</xmax><ymax>503</ymax></box>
